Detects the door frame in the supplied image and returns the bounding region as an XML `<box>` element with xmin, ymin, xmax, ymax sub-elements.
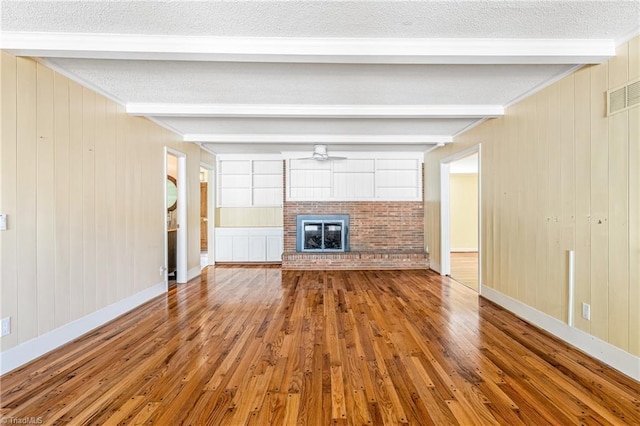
<box><xmin>165</xmin><ymin>147</ymin><xmax>188</xmax><ymax>285</ymax></box>
<box><xmin>200</xmin><ymin>162</ymin><xmax>215</xmax><ymax>267</ymax></box>
<box><xmin>439</xmin><ymin>144</ymin><xmax>482</xmax><ymax>292</ymax></box>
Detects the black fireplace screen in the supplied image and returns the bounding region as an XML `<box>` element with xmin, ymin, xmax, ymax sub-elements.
<box><xmin>296</xmin><ymin>215</ymin><xmax>349</xmax><ymax>252</ymax></box>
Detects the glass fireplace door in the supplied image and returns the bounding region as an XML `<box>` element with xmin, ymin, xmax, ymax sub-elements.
<box><xmin>302</xmin><ymin>221</ymin><xmax>344</xmax><ymax>251</ymax></box>
<box><xmin>323</xmin><ymin>223</ymin><xmax>343</xmax><ymax>250</ymax></box>
<box><xmin>303</xmin><ymin>223</ymin><xmax>323</xmax><ymax>250</ymax></box>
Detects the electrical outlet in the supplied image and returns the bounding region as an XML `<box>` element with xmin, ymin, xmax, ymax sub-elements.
<box><xmin>581</xmin><ymin>303</ymin><xmax>591</xmax><ymax>320</ymax></box>
<box><xmin>1</xmin><ymin>317</ymin><xmax>10</xmax><ymax>337</ymax></box>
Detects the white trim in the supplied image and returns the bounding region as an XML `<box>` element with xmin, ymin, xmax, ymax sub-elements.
<box><xmin>440</xmin><ymin>163</ymin><xmax>451</xmax><ymax>276</ymax></box>
<box><xmin>439</xmin><ymin>145</ymin><xmax>482</xmax><ymax>290</ymax></box>
<box><xmin>200</xmin><ymin>162</ymin><xmax>216</xmax><ymax>268</ymax></box>
<box><xmin>452</xmin><ymin>118</ymin><xmax>488</xmax><ymax>139</ymax></box>
<box><xmin>146</xmin><ymin>116</ymin><xmax>185</xmax><ymax>138</ymax></box>
<box><xmin>177</xmin><ymin>155</ymin><xmax>188</xmax><ymax>283</ymax></box>
<box><xmin>36</xmin><ymin>58</ymin><xmax>127</xmax><ymax>106</ymax></box>
<box><xmin>430</xmin><ymin>261</ymin><xmax>441</xmax><ymax>274</ymax></box>
<box><xmin>199</xmin><ymin>142</ymin><xmax>219</xmax><ymax>157</ymax></box>
<box><xmin>423</xmin><ymin>144</ymin><xmax>444</xmax><ymax>155</ymax></box>
<box><xmin>281</xmin><ymin>151</ymin><xmax>425</xmax><ymax>161</ymax></box>
<box><xmin>163</xmin><ymin>150</ymin><xmax>169</xmax><ymax>290</ymax></box>
<box><xmin>0</xmin><ymin>282</ymin><xmax>165</xmax><ymax>375</ymax></box>
<box><xmin>504</xmin><ymin>64</ymin><xmax>584</xmax><ymax>110</ymax></box>
<box><xmin>615</xmin><ymin>26</ymin><xmax>640</xmax><ymax>47</ymax></box>
<box><xmin>481</xmin><ymin>286</ymin><xmax>640</xmax><ymax>382</ymax></box>
<box><xmin>0</xmin><ymin>32</ymin><xmax>614</xmax><ymax>64</ymax></box>
<box><xmin>128</xmin><ymin>103</ymin><xmax>504</xmax><ymax>118</ymax></box>
<box><xmin>477</xmin><ymin>144</ymin><xmax>483</xmax><ymax>293</ymax></box>
<box><xmin>278</xmin><ymin>197</ymin><xmax>422</xmax><ymax>203</ymax></box>
<box><xmin>166</xmin><ymin>148</ymin><xmax>188</xmax><ymax>284</ymax></box>
<box><xmin>451</xmin><ymin>248</ymin><xmax>479</xmax><ymax>253</ymax></box>
<box><xmin>187</xmin><ymin>266</ymin><xmax>202</xmax><ymax>282</ymax></box>
<box><xmin>186</xmin><ymin>134</ymin><xmax>453</xmax><ymax>144</ymax></box>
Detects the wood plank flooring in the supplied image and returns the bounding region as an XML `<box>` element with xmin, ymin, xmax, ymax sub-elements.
<box><xmin>450</xmin><ymin>252</ymin><xmax>479</xmax><ymax>291</ymax></box>
<box><xmin>1</xmin><ymin>268</ymin><xmax>639</xmax><ymax>425</ymax></box>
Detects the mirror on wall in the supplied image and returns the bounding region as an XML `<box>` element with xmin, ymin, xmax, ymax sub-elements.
<box><xmin>167</xmin><ymin>175</ymin><xmax>178</xmax><ymax>211</ymax></box>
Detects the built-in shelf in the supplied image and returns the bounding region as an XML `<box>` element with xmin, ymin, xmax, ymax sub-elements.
<box><xmin>217</xmin><ymin>156</ymin><xmax>283</xmax><ymax>207</ymax></box>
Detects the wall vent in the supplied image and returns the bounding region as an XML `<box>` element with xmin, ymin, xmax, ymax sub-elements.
<box><xmin>607</xmin><ymin>78</ymin><xmax>640</xmax><ymax>116</ymax></box>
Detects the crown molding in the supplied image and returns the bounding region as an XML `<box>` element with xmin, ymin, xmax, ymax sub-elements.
<box><xmin>127</xmin><ymin>103</ymin><xmax>504</xmax><ymax>118</ymax></box>
<box><xmin>184</xmin><ymin>134</ymin><xmax>453</xmax><ymax>144</ymax></box>
<box><xmin>1</xmin><ymin>32</ymin><xmax>615</xmax><ymax>64</ymax></box>
<box><xmin>615</xmin><ymin>26</ymin><xmax>640</xmax><ymax>46</ymax></box>
<box><xmin>36</xmin><ymin>58</ymin><xmax>127</xmax><ymax>106</ymax></box>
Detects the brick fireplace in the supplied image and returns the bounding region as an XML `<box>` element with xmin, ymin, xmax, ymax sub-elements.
<box><xmin>282</xmin><ymin>200</ymin><xmax>429</xmax><ymax>270</ymax></box>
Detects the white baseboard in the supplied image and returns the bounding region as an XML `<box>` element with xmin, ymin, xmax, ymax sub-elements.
<box><xmin>187</xmin><ymin>266</ymin><xmax>201</xmax><ymax>282</ymax></box>
<box><xmin>0</xmin><ymin>282</ymin><xmax>166</xmax><ymax>375</ymax></box>
<box><xmin>481</xmin><ymin>286</ymin><xmax>640</xmax><ymax>381</ymax></box>
<box><xmin>430</xmin><ymin>261</ymin><xmax>441</xmax><ymax>274</ymax></box>
<box><xmin>451</xmin><ymin>248</ymin><xmax>479</xmax><ymax>253</ymax></box>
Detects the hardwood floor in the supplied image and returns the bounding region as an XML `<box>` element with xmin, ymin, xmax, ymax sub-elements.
<box><xmin>450</xmin><ymin>251</ymin><xmax>479</xmax><ymax>291</ymax></box>
<box><xmin>1</xmin><ymin>268</ymin><xmax>638</xmax><ymax>425</ymax></box>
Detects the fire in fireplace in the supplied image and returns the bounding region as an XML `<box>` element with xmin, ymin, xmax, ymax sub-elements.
<box><xmin>296</xmin><ymin>214</ymin><xmax>349</xmax><ymax>252</ymax></box>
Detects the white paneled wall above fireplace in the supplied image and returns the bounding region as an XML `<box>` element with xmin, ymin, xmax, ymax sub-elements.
<box><xmin>285</xmin><ymin>153</ymin><xmax>423</xmax><ymax>202</ymax></box>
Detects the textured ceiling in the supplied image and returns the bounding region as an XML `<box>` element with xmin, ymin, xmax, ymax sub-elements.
<box><xmin>3</xmin><ymin>1</ymin><xmax>638</xmax><ymax>39</ymax></box>
<box><xmin>157</xmin><ymin>117</ymin><xmax>478</xmax><ymax>136</ymax></box>
<box><xmin>1</xmin><ymin>1</ymin><xmax>638</xmax><ymax>154</ymax></box>
<box><xmin>46</xmin><ymin>59</ymin><xmax>573</xmax><ymax>106</ymax></box>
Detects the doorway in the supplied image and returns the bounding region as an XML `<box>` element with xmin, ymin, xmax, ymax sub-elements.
<box><xmin>440</xmin><ymin>146</ymin><xmax>481</xmax><ymax>292</ymax></box>
<box><xmin>165</xmin><ymin>148</ymin><xmax>187</xmax><ymax>286</ymax></box>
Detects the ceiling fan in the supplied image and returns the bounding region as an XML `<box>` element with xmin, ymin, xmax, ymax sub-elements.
<box><xmin>298</xmin><ymin>144</ymin><xmax>346</xmax><ymax>161</ymax></box>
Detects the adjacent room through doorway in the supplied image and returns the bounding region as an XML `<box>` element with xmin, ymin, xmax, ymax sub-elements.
<box><xmin>448</xmin><ymin>153</ymin><xmax>479</xmax><ymax>291</ymax></box>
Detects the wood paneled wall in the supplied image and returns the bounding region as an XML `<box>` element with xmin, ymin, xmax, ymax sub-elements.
<box><xmin>0</xmin><ymin>53</ymin><xmax>205</xmax><ymax>351</ymax></box>
<box><xmin>424</xmin><ymin>36</ymin><xmax>639</xmax><ymax>356</ymax></box>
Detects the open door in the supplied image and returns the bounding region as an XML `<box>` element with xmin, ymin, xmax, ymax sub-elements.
<box><xmin>201</xmin><ymin>179</ymin><xmax>208</xmax><ymax>252</ymax></box>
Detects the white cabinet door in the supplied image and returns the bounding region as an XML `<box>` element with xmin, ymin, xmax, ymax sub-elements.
<box><xmin>232</xmin><ymin>236</ymin><xmax>249</xmax><ymax>261</ymax></box>
<box><xmin>249</xmin><ymin>236</ymin><xmax>267</xmax><ymax>261</ymax></box>
<box><xmin>266</xmin><ymin>235</ymin><xmax>282</xmax><ymax>261</ymax></box>
<box><xmin>215</xmin><ymin>228</ymin><xmax>282</xmax><ymax>262</ymax></box>
<box><xmin>216</xmin><ymin>235</ymin><xmax>233</xmax><ymax>261</ymax></box>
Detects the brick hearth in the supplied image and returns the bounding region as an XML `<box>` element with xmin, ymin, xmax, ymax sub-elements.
<box><xmin>281</xmin><ymin>251</ymin><xmax>429</xmax><ymax>270</ymax></box>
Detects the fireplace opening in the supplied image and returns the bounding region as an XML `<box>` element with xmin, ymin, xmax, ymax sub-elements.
<box><xmin>297</xmin><ymin>215</ymin><xmax>349</xmax><ymax>252</ymax></box>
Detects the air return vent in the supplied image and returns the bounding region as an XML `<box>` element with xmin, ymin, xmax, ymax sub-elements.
<box><xmin>607</xmin><ymin>79</ymin><xmax>640</xmax><ymax>116</ymax></box>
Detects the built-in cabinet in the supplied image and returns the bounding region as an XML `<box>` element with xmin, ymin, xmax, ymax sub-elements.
<box><xmin>215</xmin><ymin>228</ymin><xmax>283</xmax><ymax>262</ymax></box>
<box><xmin>287</xmin><ymin>155</ymin><xmax>422</xmax><ymax>201</ymax></box>
<box><xmin>217</xmin><ymin>156</ymin><xmax>283</xmax><ymax>207</ymax></box>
